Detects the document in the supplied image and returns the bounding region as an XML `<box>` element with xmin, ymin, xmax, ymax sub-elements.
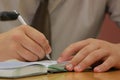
<box><xmin>0</xmin><ymin>59</ymin><xmax>67</xmax><ymax>78</ymax></box>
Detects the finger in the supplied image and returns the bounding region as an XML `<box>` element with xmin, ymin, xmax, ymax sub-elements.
<box><xmin>58</xmin><ymin>40</ymin><xmax>89</xmax><ymax>62</ymax></box>
<box><xmin>71</xmin><ymin>44</ymin><xmax>100</xmax><ymax>66</ymax></box>
<box><xmin>66</xmin><ymin>44</ymin><xmax>99</xmax><ymax>71</ymax></box>
<box><xmin>16</xmin><ymin>33</ymin><xmax>45</xmax><ymax>60</ymax></box>
<box><xmin>20</xmin><ymin>25</ymin><xmax>51</xmax><ymax>54</ymax></box>
<box><xmin>74</xmin><ymin>49</ymin><xmax>108</xmax><ymax>72</ymax></box>
<box><xmin>57</xmin><ymin>56</ymin><xmax>73</xmax><ymax>63</ymax></box>
<box><xmin>94</xmin><ymin>57</ymin><xmax>115</xmax><ymax>72</ymax></box>
<box><xmin>16</xmin><ymin>44</ymin><xmax>39</xmax><ymax>61</ymax></box>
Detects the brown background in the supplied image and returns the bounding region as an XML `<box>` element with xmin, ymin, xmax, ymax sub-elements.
<box><xmin>98</xmin><ymin>14</ymin><xmax>120</xmax><ymax>43</ymax></box>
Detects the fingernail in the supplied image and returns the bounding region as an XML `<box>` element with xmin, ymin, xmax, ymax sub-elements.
<box><xmin>57</xmin><ymin>57</ymin><xmax>63</xmax><ymax>63</ymax></box>
<box><xmin>74</xmin><ymin>66</ymin><xmax>82</xmax><ymax>72</ymax></box>
<box><xmin>94</xmin><ymin>67</ymin><xmax>102</xmax><ymax>72</ymax></box>
<box><xmin>66</xmin><ymin>64</ymin><xmax>73</xmax><ymax>71</ymax></box>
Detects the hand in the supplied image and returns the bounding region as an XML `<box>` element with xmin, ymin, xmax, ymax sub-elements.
<box><xmin>58</xmin><ymin>38</ymin><xmax>120</xmax><ymax>72</ymax></box>
<box><xmin>0</xmin><ymin>25</ymin><xmax>51</xmax><ymax>61</ymax></box>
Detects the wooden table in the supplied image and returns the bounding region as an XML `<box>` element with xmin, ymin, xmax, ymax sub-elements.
<box><xmin>0</xmin><ymin>70</ymin><xmax>120</xmax><ymax>80</ymax></box>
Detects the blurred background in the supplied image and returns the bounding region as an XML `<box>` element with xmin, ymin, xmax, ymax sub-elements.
<box><xmin>98</xmin><ymin>14</ymin><xmax>120</xmax><ymax>43</ymax></box>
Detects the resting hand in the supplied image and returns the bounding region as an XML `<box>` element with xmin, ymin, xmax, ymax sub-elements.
<box><xmin>0</xmin><ymin>25</ymin><xmax>51</xmax><ymax>61</ymax></box>
<box><xmin>58</xmin><ymin>38</ymin><xmax>120</xmax><ymax>72</ymax></box>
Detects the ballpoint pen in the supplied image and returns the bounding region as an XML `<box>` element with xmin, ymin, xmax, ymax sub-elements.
<box><xmin>13</xmin><ymin>10</ymin><xmax>27</xmax><ymax>25</ymax></box>
<box><xmin>0</xmin><ymin>10</ymin><xmax>51</xmax><ymax>60</ymax></box>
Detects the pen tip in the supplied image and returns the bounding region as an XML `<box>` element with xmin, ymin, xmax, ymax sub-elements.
<box><xmin>46</xmin><ymin>54</ymin><xmax>51</xmax><ymax>60</ymax></box>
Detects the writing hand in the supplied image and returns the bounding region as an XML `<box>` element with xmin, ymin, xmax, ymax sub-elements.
<box><xmin>0</xmin><ymin>25</ymin><xmax>51</xmax><ymax>61</ymax></box>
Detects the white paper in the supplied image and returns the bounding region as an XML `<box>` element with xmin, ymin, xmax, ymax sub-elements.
<box><xmin>0</xmin><ymin>60</ymin><xmax>57</xmax><ymax>69</ymax></box>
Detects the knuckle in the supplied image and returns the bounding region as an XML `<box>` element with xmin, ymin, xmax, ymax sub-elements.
<box><xmin>91</xmin><ymin>53</ymin><xmax>100</xmax><ymax>59</ymax></box>
<box><xmin>87</xmin><ymin>38</ymin><xmax>95</xmax><ymax>41</ymax></box>
<box><xmin>97</xmin><ymin>41</ymin><xmax>103</xmax><ymax>45</ymax></box>
<box><xmin>69</xmin><ymin>44</ymin><xmax>76</xmax><ymax>50</ymax></box>
<box><xmin>83</xmin><ymin>47</ymin><xmax>91</xmax><ymax>52</ymax></box>
<box><xmin>11</xmin><ymin>32</ymin><xmax>23</xmax><ymax>41</ymax></box>
<box><xmin>18</xmin><ymin>25</ymin><xmax>32</xmax><ymax>33</ymax></box>
<box><xmin>66</xmin><ymin>44</ymin><xmax>77</xmax><ymax>53</ymax></box>
<box><xmin>40</xmin><ymin>35</ymin><xmax>47</xmax><ymax>44</ymax></box>
<box><xmin>86</xmin><ymin>38</ymin><xmax>101</xmax><ymax>44</ymax></box>
<box><xmin>18</xmin><ymin>25</ymin><xmax>28</xmax><ymax>31</ymax></box>
<box><xmin>40</xmin><ymin>33</ymin><xmax>47</xmax><ymax>39</ymax></box>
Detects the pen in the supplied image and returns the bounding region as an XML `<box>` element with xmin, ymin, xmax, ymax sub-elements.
<box><xmin>0</xmin><ymin>10</ymin><xmax>51</xmax><ymax>60</ymax></box>
<box><xmin>14</xmin><ymin>10</ymin><xmax>27</xmax><ymax>25</ymax></box>
<box><xmin>46</xmin><ymin>54</ymin><xmax>51</xmax><ymax>60</ymax></box>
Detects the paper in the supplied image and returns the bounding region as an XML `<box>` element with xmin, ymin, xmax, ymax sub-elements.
<box><xmin>0</xmin><ymin>60</ymin><xmax>57</xmax><ymax>69</ymax></box>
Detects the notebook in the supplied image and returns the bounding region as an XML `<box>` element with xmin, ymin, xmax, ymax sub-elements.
<box><xmin>0</xmin><ymin>59</ymin><xmax>68</xmax><ymax>78</ymax></box>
